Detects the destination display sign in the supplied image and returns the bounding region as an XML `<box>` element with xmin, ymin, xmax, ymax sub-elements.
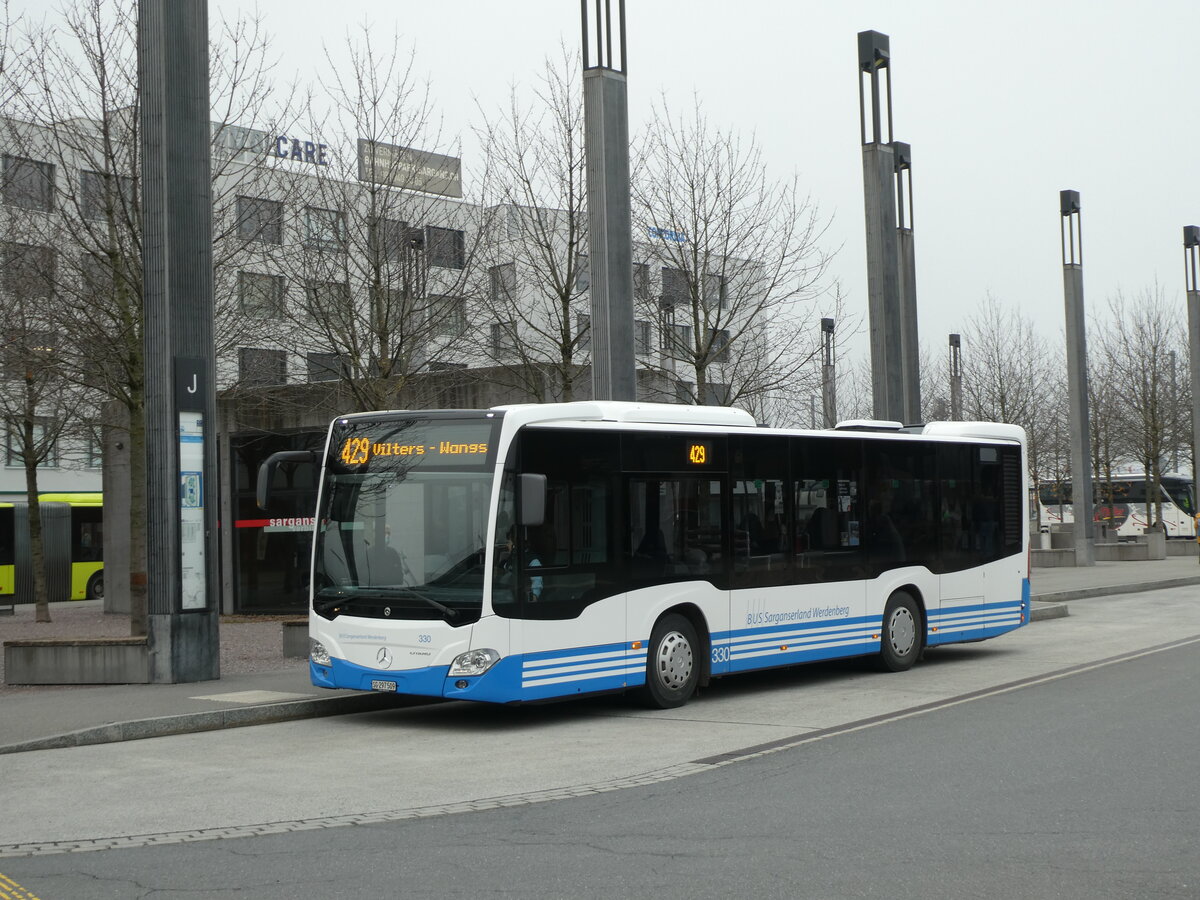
<box><xmin>331</xmin><ymin>418</ymin><xmax>495</xmax><ymax>471</ymax></box>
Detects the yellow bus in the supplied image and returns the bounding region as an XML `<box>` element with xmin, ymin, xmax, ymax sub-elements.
<box><xmin>1</xmin><ymin>493</ymin><xmax>103</xmax><ymax>603</ymax></box>
<box><xmin>38</xmin><ymin>493</ymin><xmax>104</xmax><ymax>600</ymax></box>
<box><xmin>0</xmin><ymin>502</ymin><xmax>14</xmax><ymax>604</ymax></box>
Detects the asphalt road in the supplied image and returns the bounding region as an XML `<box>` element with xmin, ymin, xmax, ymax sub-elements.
<box><xmin>2</xmin><ymin>587</ymin><xmax>1198</xmax><ymax>898</ymax></box>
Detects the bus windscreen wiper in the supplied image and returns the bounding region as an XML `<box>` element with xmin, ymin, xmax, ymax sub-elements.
<box><xmin>313</xmin><ymin>587</ymin><xmax>457</xmax><ymax>619</ymax></box>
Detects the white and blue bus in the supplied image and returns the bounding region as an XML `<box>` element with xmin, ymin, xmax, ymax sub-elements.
<box><xmin>258</xmin><ymin>402</ymin><xmax>1030</xmax><ymax>709</ymax></box>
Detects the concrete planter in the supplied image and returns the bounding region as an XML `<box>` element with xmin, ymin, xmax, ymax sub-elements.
<box><xmin>282</xmin><ymin>619</ymin><xmax>308</xmax><ymax>659</ymax></box>
<box><xmin>4</xmin><ymin>637</ymin><xmax>149</xmax><ymax>685</ymax></box>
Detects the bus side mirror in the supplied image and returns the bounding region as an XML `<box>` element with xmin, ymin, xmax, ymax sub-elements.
<box><xmin>519</xmin><ymin>473</ymin><xmax>546</xmax><ymax>527</ymax></box>
<box><xmin>256</xmin><ymin>450</ymin><xmax>317</xmax><ymax>511</ymax></box>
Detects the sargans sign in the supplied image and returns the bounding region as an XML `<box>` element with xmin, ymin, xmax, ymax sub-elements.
<box><xmin>356</xmin><ymin>139</ymin><xmax>462</xmax><ymax>198</ymax></box>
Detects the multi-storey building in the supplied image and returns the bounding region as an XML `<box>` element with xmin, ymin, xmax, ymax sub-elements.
<box><xmin>2</xmin><ymin>112</ymin><xmax>748</xmax><ymax>612</ymax></box>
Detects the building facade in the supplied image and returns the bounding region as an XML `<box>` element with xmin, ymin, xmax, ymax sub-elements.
<box><xmin>2</xmin><ymin>112</ymin><xmax>750</xmax><ymax>611</ymax></box>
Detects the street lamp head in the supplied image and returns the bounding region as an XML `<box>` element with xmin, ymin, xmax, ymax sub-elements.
<box><xmin>1184</xmin><ymin>225</ymin><xmax>1200</xmax><ymax>248</ymax></box>
<box><xmin>821</xmin><ymin>317</ymin><xmax>835</xmax><ymax>334</ymax></box>
<box><xmin>1060</xmin><ymin>190</ymin><xmax>1081</xmax><ymax>216</ymax></box>
<box><xmin>891</xmin><ymin>141</ymin><xmax>911</xmax><ymax>170</ymax></box>
<box><xmin>858</xmin><ymin>31</ymin><xmax>890</xmax><ymax>71</ymax></box>
<box><xmin>949</xmin><ymin>333</ymin><xmax>961</xmax><ymax>348</ymax></box>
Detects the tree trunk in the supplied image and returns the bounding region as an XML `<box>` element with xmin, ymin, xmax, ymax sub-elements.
<box><xmin>24</xmin><ymin>451</ymin><xmax>50</xmax><ymax>624</ymax></box>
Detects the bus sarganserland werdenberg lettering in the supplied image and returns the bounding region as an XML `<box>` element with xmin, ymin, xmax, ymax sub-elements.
<box><xmin>257</xmin><ymin>402</ymin><xmax>1031</xmax><ymax>709</ymax></box>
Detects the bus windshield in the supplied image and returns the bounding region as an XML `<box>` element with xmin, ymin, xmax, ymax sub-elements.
<box><xmin>313</xmin><ymin>415</ymin><xmax>499</xmax><ymax>624</ymax></box>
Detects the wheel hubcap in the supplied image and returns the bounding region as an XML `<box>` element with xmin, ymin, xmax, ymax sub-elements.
<box><xmin>654</xmin><ymin>631</ymin><xmax>693</xmax><ymax>690</ymax></box>
<box><xmin>889</xmin><ymin>607</ymin><xmax>916</xmax><ymax>656</ymax></box>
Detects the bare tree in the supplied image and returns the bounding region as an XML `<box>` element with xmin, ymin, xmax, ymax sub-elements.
<box><xmin>258</xmin><ymin>27</ymin><xmax>478</xmax><ymax>415</ymax></box>
<box><xmin>3</xmin><ymin>0</ymin><xmax>279</xmax><ymax>632</ymax></box>
<box><xmin>959</xmin><ymin>293</ymin><xmax>1058</xmax><ymax>494</ymax></box>
<box><xmin>473</xmin><ymin>47</ymin><xmax>590</xmax><ymax>403</ymax></box>
<box><xmin>0</xmin><ymin>243</ymin><xmax>85</xmax><ymax>622</ymax></box>
<box><xmin>1096</xmin><ymin>284</ymin><xmax>1186</xmax><ymax>529</ymax></box>
<box><xmin>632</xmin><ymin>97</ymin><xmax>834</xmax><ymax>410</ymax></box>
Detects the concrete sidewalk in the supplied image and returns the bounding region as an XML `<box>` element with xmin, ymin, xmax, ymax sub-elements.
<box><xmin>2</xmin><ymin>556</ymin><xmax>1197</xmax><ymax>755</ymax></box>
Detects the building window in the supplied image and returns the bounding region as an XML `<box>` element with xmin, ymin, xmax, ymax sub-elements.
<box><xmin>703</xmin><ymin>382</ymin><xmax>731</xmax><ymax>406</ymax></box>
<box><xmin>661</xmin><ymin>267</ymin><xmax>688</xmax><ymax>306</ymax></box>
<box><xmin>2</xmin><ymin>155</ymin><xmax>54</xmax><ymax>211</ymax></box>
<box><xmin>574</xmin><ymin>253</ymin><xmax>590</xmax><ymax>293</ymax></box>
<box><xmin>79</xmin><ymin>253</ymin><xmax>115</xmax><ymax>297</ymax></box>
<box><xmin>238</xmin><ymin>347</ymin><xmax>286</xmax><ymax>387</ymax></box>
<box><xmin>5</xmin><ymin>421</ymin><xmax>58</xmax><ymax>468</ymax></box>
<box><xmin>635</xmin><ymin>319</ymin><xmax>652</xmax><ymax>355</ymax></box>
<box><xmin>304</xmin><ymin>280</ymin><xmax>352</xmax><ymax>323</ymax></box>
<box><xmin>426</xmin><ymin>226</ymin><xmax>465</xmax><ymax>269</ymax></box>
<box><xmin>664</xmin><ymin>323</ymin><xmax>692</xmax><ymax>358</ymax></box>
<box><xmin>306</xmin><ymin>351</ymin><xmax>343</xmax><ymax>382</ymax></box>
<box><xmin>633</xmin><ymin>263</ymin><xmax>650</xmax><ymax>300</ymax></box>
<box><xmin>0</xmin><ymin>327</ymin><xmax>57</xmax><ymax>379</ymax></box>
<box><xmin>703</xmin><ymin>273</ymin><xmax>727</xmax><ymax>310</ymax></box>
<box><xmin>87</xmin><ymin>434</ymin><xmax>103</xmax><ymax>468</ymax></box>
<box><xmin>369</xmin><ymin>216</ymin><xmax>423</xmax><ymax>261</ymax></box>
<box><xmin>430</xmin><ymin>295</ymin><xmax>467</xmax><ymax>336</ymax></box>
<box><xmin>1</xmin><ymin>242</ymin><xmax>56</xmax><ymax>300</ymax></box>
<box><xmin>237</xmin><ymin>196</ymin><xmax>283</xmax><ymax>244</ymax></box>
<box><xmin>489</xmin><ymin>263</ymin><xmax>516</xmax><ymax>303</ymax></box>
<box><xmin>238</xmin><ymin>271</ymin><xmax>285</xmax><ymax>318</ymax></box>
<box><xmin>81</xmin><ymin>170</ymin><xmax>135</xmax><ymax>221</ymax></box>
<box><xmin>491</xmin><ymin>321</ymin><xmax>515</xmax><ymax>355</ymax></box>
<box><xmin>710</xmin><ymin>328</ymin><xmax>731</xmax><ymax>363</ymax></box>
<box><xmin>576</xmin><ymin>313</ymin><xmax>591</xmax><ymax>351</ymax></box>
<box><xmin>304</xmin><ymin>206</ymin><xmax>345</xmax><ymax>248</ymax></box>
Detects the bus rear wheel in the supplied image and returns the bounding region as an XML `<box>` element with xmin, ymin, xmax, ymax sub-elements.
<box><xmin>641</xmin><ymin>613</ymin><xmax>700</xmax><ymax>709</ymax></box>
<box><xmin>86</xmin><ymin>571</ymin><xmax>104</xmax><ymax>601</ymax></box>
<box><xmin>877</xmin><ymin>591</ymin><xmax>921</xmax><ymax>672</ymax></box>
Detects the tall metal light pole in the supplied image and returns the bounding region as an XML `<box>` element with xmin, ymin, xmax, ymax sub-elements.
<box><xmin>857</xmin><ymin>30</ymin><xmax>904</xmax><ymax>422</ymax></box>
<box><xmin>821</xmin><ymin>317</ymin><xmax>837</xmax><ymax>427</ymax></box>
<box><xmin>893</xmin><ymin>141</ymin><xmax>921</xmax><ymax>421</ymax></box>
<box><xmin>1060</xmin><ymin>190</ymin><xmax>1094</xmax><ymax>566</ymax></box>
<box><xmin>1184</xmin><ymin>225</ymin><xmax>1200</xmax><ymax>554</ymax></box>
<box><xmin>582</xmin><ymin>0</ymin><xmax>636</xmax><ymax>401</ymax></box>
<box><xmin>949</xmin><ymin>333</ymin><xmax>963</xmax><ymax>421</ymax></box>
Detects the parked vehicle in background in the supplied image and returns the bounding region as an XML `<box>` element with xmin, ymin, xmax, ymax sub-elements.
<box><xmin>1038</xmin><ymin>474</ymin><xmax>1196</xmax><ymax>538</ymax></box>
<box><xmin>0</xmin><ymin>493</ymin><xmax>104</xmax><ymax>603</ymax></box>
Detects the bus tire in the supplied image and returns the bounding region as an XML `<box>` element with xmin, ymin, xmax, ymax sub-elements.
<box><xmin>641</xmin><ymin>613</ymin><xmax>700</xmax><ymax>709</ymax></box>
<box><xmin>86</xmin><ymin>571</ymin><xmax>104</xmax><ymax>601</ymax></box>
<box><xmin>877</xmin><ymin>591</ymin><xmax>921</xmax><ymax>672</ymax></box>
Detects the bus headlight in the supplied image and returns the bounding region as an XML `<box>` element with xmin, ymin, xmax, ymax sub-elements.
<box><xmin>310</xmin><ymin>638</ymin><xmax>331</xmax><ymax>666</ymax></box>
<box><xmin>448</xmin><ymin>648</ymin><xmax>500</xmax><ymax>677</ymax></box>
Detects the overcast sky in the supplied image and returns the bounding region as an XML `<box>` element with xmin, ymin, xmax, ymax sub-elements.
<box><xmin>28</xmin><ymin>0</ymin><xmax>1200</xmax><ymax>364</ymax></box>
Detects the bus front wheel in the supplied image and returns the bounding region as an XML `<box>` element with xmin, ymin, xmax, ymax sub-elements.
<box><xmin>877</xmin><ymin>591</ymin><xmax>921</xmax><ymax>672</ymax></box>
<box><xmin>86</xmin><ymin>571</ymin><xmax>104</xmax><ymax>601</ymax></box>
<box><xmin>641</xmin><ymin>613</ymin><xmax>700</xmax><ymax>709</ymax></box>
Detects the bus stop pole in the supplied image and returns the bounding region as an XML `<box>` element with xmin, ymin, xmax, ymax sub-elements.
<box><xmin>139</xmin><ymin>0</ymin><xmax>221</xmax><ymax>681</ymax></box>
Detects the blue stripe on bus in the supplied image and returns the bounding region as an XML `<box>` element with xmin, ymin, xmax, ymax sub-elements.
<box><xmin>314</xmin><ymin>587</ymin><xmax>1032</xmax><ymax>703</ymax></box>
<box><xmin>727</xmin><ymin>637</ymin><xmax>880</xmax><ymax>673</ymax></box>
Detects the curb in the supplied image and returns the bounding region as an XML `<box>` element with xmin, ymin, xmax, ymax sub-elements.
<box><xmin>0</xmin><ymin>692</ymin><xmax>424</xmax><ymax>756</ymax></box>
<box><xmin>1033</xmin><ymin>574</ymin><xmax>1200</xmax><ymax>606</ymax></box>
<box><xmin>1029</xmin><ymin>601</ymin><xmax>1069</xmax><ymax>621</ymax></box>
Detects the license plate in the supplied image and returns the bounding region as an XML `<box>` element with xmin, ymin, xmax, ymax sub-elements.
<box><xmin>370</xmin><ymin>680</ymin><xmax>397</xmax><ymax>692</ymax></box>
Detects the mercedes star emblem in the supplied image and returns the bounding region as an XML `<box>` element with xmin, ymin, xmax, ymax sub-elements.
<box><xmin>376</xmin><ymin>647</ymin><xmax>393</xmax><ymax>669</ymax></box>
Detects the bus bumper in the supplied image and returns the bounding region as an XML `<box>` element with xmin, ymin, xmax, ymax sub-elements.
<box><xmin>310</xmin><ymin>654</ymin><xmax>525</xmax><ymax>703</ymax></box>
